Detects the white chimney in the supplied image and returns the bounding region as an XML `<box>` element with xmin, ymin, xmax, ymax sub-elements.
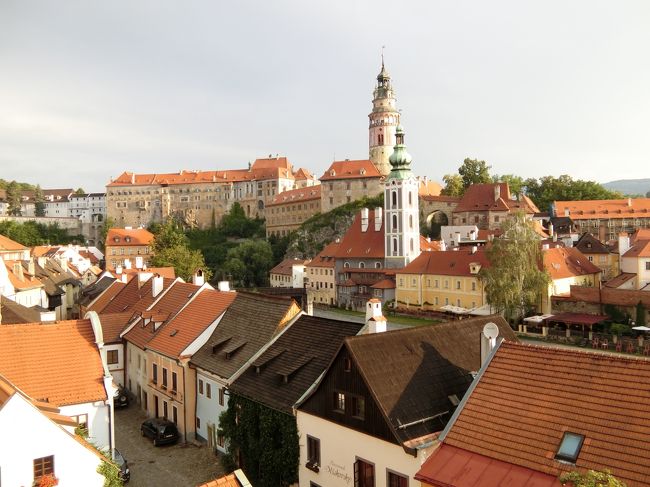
<box><xmin>471</xmin><ymin>245</ymin><xmax>478</xmax><ymax>254</ymax></box>
<box><xmin>124</xmin><ymin>259</ymin><xmax>132</xmax><ymax>270</ymax></box>
<box><xmin>27</xmin><ymin>258</ymin><xmax>35</xmax><ymax>276</ymax></box>
<box><xmin>135</xmin><ymin>256</ymin><xmax>143</xmax><ymax>269</ymax></box>
<box><xmin>365</xmin><ymin>299</ymin><xmax>387</xmax><ymax>333</ymax></box>
<box><xmin>37</xmin><ymin>256</ymin><xmax>46</xmax><ymax>268</ymax></box>
<box><xmin>494</xmin><ymin>185</ymin><xmax>501</xmax><ymax>201</ymax></box>
<box><xmin>152</xmin><ymin>274</ymin><xmax>164</xmax><ymax>297</ymax></box>
<box><xmin>542</xmin><ymin>243</ymin><xmax>550</xmax><ymax>250</ymax></box>
<box><xmin>218</xmin><ymin>281</ymin><xmax>231</xmax><ymax>292</ymax></box>
<box><xmin>548</xmin><ymin>222</ymin><xmax>554</xmax><ymax>237</ymax></box>
<box><xmin>470</xmin><ymin>230</ymin><xmax>477</xmax><ymax>241</ymax></box>
<box><xmin>361</xmin><ymin>208</ymin><xmax>369</xmax><ymax>232</ymax></box>
<box><xmin>564</xmin><ymin>208</ymin><xmax>570</xmax><ymax>217</ymax></box>
<box><xmin>193</xmin><ymin>269</ymin><xmax>205</xmax><ymax>286</ymax></box>
<box><xmin>116</xmin><ymin>265</ymin><xmax>123</xmax><ymax>275</ymax></box>
<box><xmin>481</xmin><ymin>322</ymin><xmax>499</xmax><ymax>365</ymax></box>
<box><xmin>374</xmin><ymin>207</ymin><xmax>382</xmax><ymax>231</ymax></box>
<box><xmin>618</xmin><ymin>233</ymin><xmax>630</xmax><ymax>256</ymax></box>
<box><xmin>440</xmin><ymin>240</ymin><xmax>447</xmax><ymax>251</ymax></box>
<box><xmin>455</xmin><ymin>232</ymin><xmax>462</xmax><ymax>246</ymax></box>
<box><xmin>628</xmin><ymin>197</ymin><xmax>632</xmax><ymax>207</ymax></box>
<box><xmin>120</xmin><ymin>273</ymin><xmax>128</xmax><ymax>283</ymax></box>
<box><xmin>12</xmin><ymin>262</ymin><xmax>24</xmax><ymax>281</ymax></box>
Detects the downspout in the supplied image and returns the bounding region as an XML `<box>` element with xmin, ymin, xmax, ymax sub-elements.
<box><xmin>183</xmin><ymin>364</ymin><xmax>188</xmax><ymax>443</ymax></box>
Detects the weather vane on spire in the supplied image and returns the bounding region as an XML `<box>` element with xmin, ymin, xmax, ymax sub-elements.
<box><xmin>381</xmin><ymin>45</ymin><xmax>386</xmax><ymax>67</ymax></box>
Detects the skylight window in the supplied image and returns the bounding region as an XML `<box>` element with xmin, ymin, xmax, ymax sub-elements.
<box><xmin>555</xmin><ymin>432</ymin><xmax>584</xmax><ymax>463</ymax></box>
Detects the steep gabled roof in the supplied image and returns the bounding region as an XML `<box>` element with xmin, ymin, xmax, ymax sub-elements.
<box><xmin>543</xmin><ymin>246</ymin><xmax>602</xmax><ymax>280</ymax></box>
<box><xmin>455</xmin><ymin>183</ymin><xmax>539</xmax><ymax>214</ymax></box>
<box><xmin>339</xmin><ymin>316</ymin><xmax>516</xmax><ymax>445</ymax></box>
<box><xmin>269</xmin><ymin>258</ymin><xmax>311</xmax><ymax>276</ymax></box>
<box><xmin>335</xmin><ymin>209</ymin><xmax>385</xmax><ymax>258</ymax></box>
<box><xmin>99</xmin><ymin>312</ymin><xmax>134</xmax><ymax>344</ymax></box>
<box><xmin>575</xmin><ymin>233</ymin><xmax>611</xmax><ymax>254</ymax></box>
<box><xmin>267</xmin><ymin>186</ymin><xmax>321</xmax><ymax>206</ymax></box>
<box><xmin>305</xmin><ymin>240</ymin><xmax>340</xmax><ymax>269</ymax></box>
<box><xmin>190</xmin><ymin>292</ymin><xmax>300</xmax><ymax>380</ymax></box>
<box><xmin>0</xmin><ymin>295</ymin><xmax>41</xmax><ymax>324</ymax></box>
<box><xmin>399</xmin><ymin>249</ymin><xmax>488</xmax><ymax>276</ymax></box>
<box><xmin>434</xmin><ymin>341</ymin><xmax>650</xmax><ymax>487</ymax></box>
<box><xmin>230</xmin><ymin>315</ymin><xmax>363</xmax><ymax>414</ymax></box>
<box><xmin>319</xmin><ymin>160</ymin><xmax>382</xmax><ymax>181</ymax></box>
<box><xmin>86</xmin><ymin>280</ymin><xmax>126</xmax><ymax>313</ymax></box>
<box><xmin>623</xmin><ymin>239</ymin><xmax>650</xmax><ymax>258</ymax></box>
<box><xmin>100</xmin><ymin>276</ymin><xmax>175</xmax><ymax>314</ymax></box>
<box><xmin>106</xmin><ymin>228</ymin><xmax>154</xmax><ymax>247</ymax></box>
<box><xmin>146</xmin><ymin>289</ymin><xmax>236</xmax><ymax>359</ymax></box>
<box><xmin>0</xmin><ymin>234</ymin><xmax>27</xmax><ymax>252</ymax></box>
<box><xmin>0</xmin><ymin>320</ymin><xmax>107</xmax><ymax>406</ymax></box>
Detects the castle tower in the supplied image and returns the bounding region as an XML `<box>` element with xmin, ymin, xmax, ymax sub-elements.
<box><xmin>368</xmin><ymin>58</ymin><xmax>400</xmax><ymax>176</ymax></box>
<box><xmin>384</xmin><ymin>125</ymin><xmax>420</xmax><ymax>268</ymax></box>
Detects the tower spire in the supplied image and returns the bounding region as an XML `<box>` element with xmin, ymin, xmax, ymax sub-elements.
<box><xmin>369</xmin><ymin>49</ymin><xmax>399</xmax><ymax>176</ymax></box>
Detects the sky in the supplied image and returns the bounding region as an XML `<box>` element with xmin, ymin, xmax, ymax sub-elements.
<box><xmin>1</xmin><ymin>1</ymin><xmax>649</xmax><ymax>193</ymax></box>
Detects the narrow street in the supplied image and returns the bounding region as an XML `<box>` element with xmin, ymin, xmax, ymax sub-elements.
<box><xmin>114</xmin><ymin>405</ymin><xmax>225</xmax><ymax>486</ymax></box>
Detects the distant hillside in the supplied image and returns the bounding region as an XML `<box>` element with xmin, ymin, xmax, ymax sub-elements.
<box><xmin>602</xmin><ymin>179</ymin><xmax>650</xmax><ymax>197</ymax></box>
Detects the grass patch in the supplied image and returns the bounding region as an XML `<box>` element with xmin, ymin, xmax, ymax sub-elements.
<box><xmin>329</xmin><ymin>307</ymin><xmax>441</xmax><ymax>327</ymax></box>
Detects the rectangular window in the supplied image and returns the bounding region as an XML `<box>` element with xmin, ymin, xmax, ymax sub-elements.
<box><xmin>172</xmin><ymin>406</ymin><xmax>178</xmax><ymax>424</ymax></box>
<box><xmin>152</xmin><ymin>363</ymin><xmax>158</xmax><ymax>384</ymax></box>
<box><xmin>471</xmin><ymin>282</ymin><xmax>476</xmax><ymax>291</ymax></box>
<box><xmin>199</xmin><ymin>379</ymin><xmax>204</xmax><ymax>395</ymax></box>
<box><xmin>646</xmin><ymin>262</ymin><xmax>650</xmax><ymax>271</ymax></box>
<box><xmin>196</xmin><ymin>416</ymin><xmax>201</xmax><ymax>429</ymax></box>
<box><xmin>206</xmin><ymin>383</ymin><xmax>212</xmax><ymax>399</ymax></box>
<box><xmin>456</xmin><ymin>280</ymin><xmax>461</xmax><ymax>290</ymax></box>
<box><xmin>172</xmin><ymin>372</ymin><xmax>177</xmax><ymax>392</ymax></box>
<box><xmin>333</xmin><ymin>391</ymin><xmax>345</xmax><ymax>413</ymax></box>
<box><xmin>162</xmin><ymin>368</ymin><xmax>168</xmax><ymax>388</ymax></box>
<box><xmin>107</xmin><ymin>349</ymin><xmax>119</xmax><ymax>365</ymax></box>
<box><xmin>33</xmin><ymin>455</ymin><xmax>55</xmax><ymax>480</ymax></box>
<box><xmin>351</xmin><ymin>395</ymin><xmax>365</xmax><ymax>419</ymax></box>
<box><xmin>219</xmin><ymin>387</ymin><xmax>225</xmax><ymax>406</ymax></box>
<box><xmin>72</xmin><ymin>413</ymin><xmax>88</xmax><ymax>432</ymax></box>
<box><xmin>354</xmin><ymin>458</ymin><xmax>375</xmax><ymax>487</ymax></box>
<box><xmin>163</xmin><ymin>401</ymin><xmax>168</xmax><ymax>419</ymax></box>
<box><xmin>306</xmin><ymin>435</ymin><xmax>321</xmax><ymax>471</ymax></box>
<box><xmin>217</xmin><ymin>433</ymin><xmax>225</xmax><ymax>448</ymax></box>
<box><xmin>388</xmin><ymin>471</ymin><xmax>408</xmax><ymax>487</ymax></box>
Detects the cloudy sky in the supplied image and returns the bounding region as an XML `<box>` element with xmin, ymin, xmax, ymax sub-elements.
<box><xmin>1</xmin><ymin>1</ymin><xmax>649</xmax><ymax>192</ymax></box>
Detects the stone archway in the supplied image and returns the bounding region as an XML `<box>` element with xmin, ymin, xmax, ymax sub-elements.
<box><xmin>425</xmin><ymin>211</ymin><xmax>448</xmax><ymax>239</ymax></box>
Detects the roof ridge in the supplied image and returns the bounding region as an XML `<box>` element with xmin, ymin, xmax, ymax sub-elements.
<box><xmin>502</xmin><ymin>340</ymin><xmax>650</xmax><ymax>365</ymax></box>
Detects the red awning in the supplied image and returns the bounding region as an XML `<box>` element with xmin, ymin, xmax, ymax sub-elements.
<box><xmin>415</xmin><ymin>444</ymin><xmax>560</xmax><ymax>487</ymax></box>
<box><xmin>545</xmin><ymin>312</ymin><xmax>608</xmax><ymax>326</ymax></box>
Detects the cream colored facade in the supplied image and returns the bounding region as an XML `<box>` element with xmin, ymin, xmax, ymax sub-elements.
<box><xmin>266</xmin><ymin>187</ymin><xmax>321</xmax><ymax>238</ymax></box>
<box><xmin>396</xmin><ymin>273</ymin><xmax>485</xmax><ymax>311</ymax></box>
<box><xmin>621</xmin><ymin>255</ymin><xmax>650</xmax><ymax>290</ymax></box>
<box><xmin>542</xmin><ymin>273</ymin><xmax>599</xmax><ymax>314</ymax></box>
<box><xmin>297</xmin><ymin>411</ymin><xmax>434</xmax><ymax>487</ymax></box>
<box><xmin>582</xmin><ymin>252</ymin><xmax>619</xmax><ymax>281</ymax></box>
<box><xmin>306</xmin><ymin>264</ymin><xmax>337</xmax><ymax>306</ymax></box>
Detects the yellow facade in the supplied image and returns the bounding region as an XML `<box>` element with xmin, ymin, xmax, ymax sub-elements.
<box><xmin>396</xmin><ymin>273</ymin><xmax>486</xmax><ymax>311</ymax></box>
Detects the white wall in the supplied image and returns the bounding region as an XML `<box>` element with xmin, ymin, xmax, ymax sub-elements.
<box><xmin>102</xmin><ymin>343</ymin><xmax>125</xmax><ymax>386</ymax></box>
<box><xmin>0</xmin><ymin>393</ymin><xmax>104</xmax><ymax>487</ymax></box>
<box><xmin>195</xmin><ymin>369</ymin><xmax>229</xmax><ymax>453</ymax></box>
<box><xmin>297</xmin><ymin>411</ymin><xmax>433</xmax><ymax>487</ymax></box>
<box><xmin>59</xmin><ymin>401</ymin><xmax>111</xmax><ymax>450</ymax></box>
<box><xmin>126</xmin><ymin>342</ymin><xmax>149</xmax><ymax>407</ymax></box>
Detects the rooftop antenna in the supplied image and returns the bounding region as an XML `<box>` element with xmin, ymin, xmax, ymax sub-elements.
<box><xmin>381</xmin><ymin>45</ymin><xmax>386</xmax><ymax>68</ymax></box>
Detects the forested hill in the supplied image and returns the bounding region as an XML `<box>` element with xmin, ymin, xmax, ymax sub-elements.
<box><xmin>602</xmin><ymin>179</ymin><xmax>650</xmax><ymax>197</ymax></box>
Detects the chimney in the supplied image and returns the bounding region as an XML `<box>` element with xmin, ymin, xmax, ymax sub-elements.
<box><xmin>217</xmin><ymin>281</ymin><xmax>231</xmax><ymax>292</ymax></box>
<box><xmin>440</xmin><ymin>240</ymin><xmax>447</xmax><ymax>251</ymax></box>
<box><xmin>628</xmin><ymin>197</ymin><xmax>632</xmax><ymax>207</ymax></box>
<box><xmin>13</xmin><ymin>262</ymin><xmax>24</xmax><ymax>281</ymax></box>
<box><xmin>361</xmin><ymin>208</ymin><xmax>369</xmax><ymax>232</ymax></box>
<box><xmin>564</xmin><ymin>208</ymin><xmax>570</xmax><ymax>217</ymax></box>
<box><xmin>480</xmin><ymin>322</ymin><xmax>499</xmax><ymax>366</ymax></box>
<box><xmin>27</xmin><ymin>258</ymin><xmax>35</xmax><ymax>276</ymax></box>
<box><xmin>137</xmin><ymin>271</ymin><xmax>152</xmax><ymax>288</ymax></box>
<box><xmin>124</xmin><ymin>259</ymin><xmax>132</xmax><ymax>270</ymax></box>
<box><xmin>494</xmin><ymin>185</ymin><xmax>501</xmax><ymax>201</ymax></box>
<box><xmin>365</xmin><ymin>299</ymin><xmax>387</xmax><ymax>333</ymax></box>
<box><xmin>37</xmin><ymin>256</ymin><xmax>46</xmax><ymax>268</ymax></box>
<box><xmin>374</xmin><ymin>207</ymin><xmax>382</xmax><ymax>231</ymax></box>
<box><xmin>116</xmin><ymin>265</ymin><xmax>123</xmax><ymax>275</ymax></box>
<box><xmin>618</xmin><ymin>232</ymin><xmax>630</xmax><ymax>256</ymax></box>
<box><xmin>58</xmin><ymin>257</ymin><xmax>68</xmax><ymax>272</ymax></box>
<box><xmin>542</xmin><ymin>243</ymin><xmax>550</xmax><ymax>250</ymax></box>
<box><xmin>470</xmin><ymin>229</ymin><xmax>477</xmax><ymax>241</ymax></box>
<box><xmin>135</xmin><ymin>256</ymin><xmax>143</xmax><ymax>269</ymax></box>
<box><xmin>152</xmin><ymin>274</ymin><xmax>164</xmax><ymax>298</ymax></box>
<box><xmin>121</xmin><ymin>273</ymin><xmax>128</xmax><ymax>283</ymax></box>
<box><xmin>193</xmin><ymin>269</ymin><xmax>205</xmax><ymax>286</ymax></box>
<box><xmin>548</xmin><ymin>222</ymin><xmax>554</xmax><ymax>237</ymax></box>
<box><xmin>455</xmin><ymin>232</ymin><xmax>461</xmax><ymax>246</ymax></box>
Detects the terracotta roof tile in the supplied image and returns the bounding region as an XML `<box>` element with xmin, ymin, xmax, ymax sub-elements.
<box><xmin>554</xmin><ymin>198</ymin><xmax>650</xmax><ymax>220</ymax></box>
<box><xmin>400</xmin><ymin>249</ymin><xmax>489</xmax><ymax>276</ymax></box>
<box><xmin>267</xmin><ymin>185</ymin><xmax>321</xmax><ymax>206</ymax></box>
<box><xmin>0</xmin><ymin>234</ymin><xmax>28</xmax><ymax>251</ymax></box>
<box><xmin>106</xmin><ymin>228</ymin><xmax>154</xmax><ymax>247</ymax></box>
<box><xmin>441</xmin><ymin>341</ymin><xmax>650</xmax><ymax>486</ymax></box>
<box><xmin>603</xmin><ymin>273</ymin><xmax>636</xmax><ymax>289</ymax></box>
<box><xmin>543</xmin><ymin>247</ymin><xmax>602</xmax><ymax>280</ymax></box>
<box><xmin>86</xmin><ymin>280</ymin><xmax>126</xmax><ymax>313</ymax></box>
<box><xmin>99</xmin><ymin>312</ymin><xmax>134</xmax><ymax>343</ymax></box>
<box><xmin>319</xmin><ymin>160</ymin><xmax>382</xmax><ymax>181</ymax></box>
<box><xmin>146</xmin><ymin>289</ymin><xmax>236</xmax><ymax>359</ymax></box>
<box><xmin>575</xmin><ymin>233</ymin><xmax>611</xmax><ymax>254</ymax></box>
<box><xmin>335</xmin><ymin>209</ymin><xmax>385</xmax><ymax>258</ymax></box>
<box><xmin>455</xmin><ymin>183</ymin><xmax>539</xmax><ymax>214</ymax></box>
<box><xmin>305</xmin><ymin>241</ymin><xmax>340</xmax><ymax>269</ymax></box>
<box><xmin>0</xmin><ymin>295</ymin><xmax>41</xmax><ymax>324</ymax></box>
<box><xmin>623</xmin><ymin>239</ymin><xmax>650</xmax><ymax>258</ymax></box>
<box><xmin>100</xmin><ymin>276</ymin><xmax>175</xmax><ymax>314</ymax></box>
<box><xmin>270</xmin><ymin>258</ymin><xmax>311</xmax><ymax>276</ymax></box>
<box><xmin>0</xmin><ymin>320</ymin><xmax>107</xmax><ymax>406</ymax></box>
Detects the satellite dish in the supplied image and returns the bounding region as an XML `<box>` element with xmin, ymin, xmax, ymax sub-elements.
<box><xmin>483</xmin><ymin>322</ymin><xmax>499</xmax><ymax>340</ymax></box>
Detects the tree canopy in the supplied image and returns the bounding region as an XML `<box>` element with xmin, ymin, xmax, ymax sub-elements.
<box><xmin>6</xmin><ymin>181</ymin><xmax>23</xmax><ymax>216</ymax></box>
<box><xmin>440</xmin><ymin>174</ymin><xmax>464</xmax><ymax>197</ymax></box>
<box><xmin>34</xmin><ymin>185</ymin><xmax>46</xmax><ymax>217</ymax></box>
<box><xmin>150</xmin><ymin>220</ymin><xmax>211</xmax><ymax>281</ymax></box>
<box><xmin>222</xmin><ymin>239</ymin><xmax>274</xmax><ymax>287</ymax></box>
<box><xmin>458</xmin><ymin>157</ymin><xmax>492</xmax><ymax>189</ymax></box>
<box><xmin>560</xmin><ymin>469</ymin><xmax>626</xmax><ymax>487</ymax></box>
<box><xmin>0</xmin><ymin>220</ymin><xmax>83</xmax><ymax>246</ymax></box>
<box><xmin>524</xmin><ymin>175</ymin><xmax>621</xmax><ymax>213</ymax></box>
<box><xmin>480</xmin><ymin>212</ymin><xmax>550</xmax><ymax>321</ymax></box>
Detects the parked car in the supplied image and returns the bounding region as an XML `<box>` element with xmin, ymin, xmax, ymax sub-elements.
<box><xmin>140</xmin><ymin>418</ymin><xmax>179</xmax><ymax>446</ymax></box>
<box><xmin>112</xmin><ymin>448</ymin><xmax>130</xmax><ymax>483</ymax></box>
<box><xmin>114</xmin><ymin>386</ymin><xmax>129</xmax><ymax>408</ymax></box>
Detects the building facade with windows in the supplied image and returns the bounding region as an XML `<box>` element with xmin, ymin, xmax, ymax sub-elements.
<box><xmin>319</xmin><ymin>160</ymin><xmax>383</xmax><ymax>214</ymax></box>
<box><xmin>104</xmin><ymin>227</ymin><xmax>154</xmax><ymax>271</ymax></box>
<box><xmin>306</xmin><ymin>240</ymin><xmax>340</xmax><ymax>306</ymax></box>
<box><xmin>265</xmin><ymin>185</ymin><xmax>321</xmax><ymax>237</ymax></box>
<box><xmin>270</xmin><ymin>258</ymin><xmax>311</xmax><ymax>288</ymax></box>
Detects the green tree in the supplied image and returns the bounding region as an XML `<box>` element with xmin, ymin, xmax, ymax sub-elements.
<box><xmin>218</xmin><ymin>394</ymin><xmax>299</xmax><ymax>487</ymax></box>
<box><xmin>458</xmin><ymin>158</ymin><xmax>492</xmax><ymax>189</ymax></box>
<box><xmin>151</xmin><ymin>244</ymin><xmax>211</xmax><ymax>282</ymax></box>
<box><xmin>220</xmin><ymin>202</ymin><xmax>265</xmax><ymax>238</ymax></box>
<box><xmin>100</xmin><ymin>217</ymin><xmax>116</xmax><ymax>252</ymax></box>
<box><xmin>493</xmin><ymin>174</ymin><xmax>525</xmax><ymax>197</ymax></box>
<box><xmin>34</xmin><ymin>185</ymin><xmax>46</xmax><ymax>217</ymax></box>
<box><xmin>440</xmin><ymin>173</ymin><xmax>464</xmax><ymax>197</ymax></box>
<box><xmin>523</xmin><ymin>175</ymin><xmax>621</xmax><ymax>213</ymax></box>
<box><xmin>480</xmin><ymin>212</ymin><xmax>550</xmax><ymax>321</ymax></box>
<box><xmin>6</xmin><ymin>181</ymin><xmax>23</xmax><ymax>216</ymax></box>
<box><xmin>223</xmin><ymin>240</ymin><xmax>274</xmax><ymax>287</ymax></box>
<box><xmin>151</xmin><ymin>220</ymin><xmax>189</xmax><ymax>253</ymax></box>
<box><xmin>560</xmin><ymin>469</ymin><xmax>626</xmax><ymax>487</ymax></box>
<box><xmin>74</xmin><ymin>187</ymin><xmax>86</xmax><ymax>195</ymax></box>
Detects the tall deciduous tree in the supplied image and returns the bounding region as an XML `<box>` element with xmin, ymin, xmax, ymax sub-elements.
<box><xmin>223</xmin><ymin>239</ymin><xmax>274</xmax><ymax>287</ymax></box>
<box><xmin>493</xmin><ymin>174</ymin><xmax>525</xmax><ymax>197</ymax></box>
<box><xmin>523</xmin><ymin>175</ymin><xmax>621</xmax><ymax>213</ymax></box>
<box><xmin>480</xmin><ymin>212</ymin><xmax>550</xmax><ymax>321</ymax></box>
<box><xmin>150</xmin><ymin>220</ymin><xmax>211</xmax><ymax>281</ymax></box>
<box><xmin>6</xmin><ymin>181</ymin><xmax>23</xmax><ymax>216</ymax></box>
<box><xmin>440</xmin><ymin>174</ymin><xmax>464</xmax><ymax>197</ymax></box>
<box><xmin>458</xmin><ymin>158</ymin><xmax>492</xmax><ymax>189</ymax></box>
<box><xmin>34</xmin><ymin>185</ymin><xmax>46</xmax><ymax>217</ymax></box>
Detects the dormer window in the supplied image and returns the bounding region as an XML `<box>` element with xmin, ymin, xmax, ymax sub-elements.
<box><xmin>555</xmin><ymin>432</ymin><xmax>584</xmax><ymax>463</ymax></box>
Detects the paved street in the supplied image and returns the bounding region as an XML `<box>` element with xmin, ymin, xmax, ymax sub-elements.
<box><xmin>114</xmin><ymin>405</ymin><xmax>225</xmax><ymax>486</ymax></box>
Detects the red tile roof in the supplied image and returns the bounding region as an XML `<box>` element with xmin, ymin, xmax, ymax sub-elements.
<box><xmin>0</xmin><ymin>320</ymin><xmax>107</xmax><ymax>406</ymax></box>
<box><xmin>99</xmin><ymin>312</ymin><xmax>133</xmax><ymax>344</ymax></box>
<box><xmin>305</xmin><ymin>240</ymin><xmax>340</xmax><ymax>269</ymax></box>
<box><xmin>86</xmin><ymin>280</ymin><xmax>126</xmax><ymax>313</ymax></box>
<box><xmin>0</xmin><ymin>234</ymin><xmax>27</xmax><ymax>251</ymax></box>
<box><xmin>106</xmin><ymin>228</ymin><xmax>154</xmax><ymax>247</ymax></box>
<box><xmin>554</xmin><ymin>198</ymin><xmax>650</xmax><ymax>220</ymax></box>
<box><xmin>267</xmin><ymin>185</ymin><xmax>321</xmax><ymax>206</ymax></box>
<box><xmin>319</xmin><ymin>160</ymin><xmax>382</xmax><ymax>181</ymax></box>
<box><xmin>146</xmin><ymin>289</ymin><xmax>236</xmax><ymax>359</ymax></box>
<box><xmin>455</xmin><ymin>183</ymin><xmax>539</xmax><ymax>214</ymax></box>
<box><xmin>293</xmin><ymin>168</ymin><xmax>315</xmax><ymax>180</ymax></box>
<box><xmin>418</xmin><ymin>179</ymin><xmax>442</xmax><ymax>197</ymax></box>
<box><xmin>438</xmin><ymin>341</ymin><xmax>650</xmax><ymax>486</ymax></box>
<box><xmin>543</xmin><ymin>246</ymin><xmax>602</xmax><ymax>280</ymax></box>
<box><xmin>100</xmin><ymin>276</ymin><xmax>175</xmax><ymax>315</ymax></box>
<box><xmin>370</xmin><ymin>278</ymin><xmax>395</xmax><ymax>289</ymax></box>
<box><xmin>631</xmin><ymin>228</ymin><xmax>650</xmax><ymax>243</ymax></box>
<box><xmin>270</xmin><ymin>258</ymin><xmax>311</xmax><ymax>276</ymax></box>
<box><xmin>623</xmin><ymin>239</ymin><xmax>650</xmax><ymax>258</ymax></box>
<box><xmin>4</xmin><ymin>261</ymin><xmax>44</xmax><ymax>290</ymax></box>
<box><xmin>400</xmin><ymin>249</ymin><xmax>489</xmax><ymax>277</ymax></box>
<box><xmin>335</xmin><ymin>209</ymin><xmax>385</xmax><ymax>258</ymax></box>
<box><xmin>604</xmin><ymin>272</ymin><xmax>636</xmax><ymax>289</ymax></box>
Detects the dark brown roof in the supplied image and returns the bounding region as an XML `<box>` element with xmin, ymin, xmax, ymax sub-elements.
<box><xmin>575</xmin><ymin>233</ymin><xmax>611</xmax><ymax>254</ymax></box>
<box><xmin>0</xmin><ymin>296</ymin><xmax>41</xmax><ymax>324</ymax></box>
<box><xmin>342</xmin><ymin>316</ymin><xmax>516</xmax><ymax>444</ymax></box>
<box><xmin>230</xmin><ymin>315</ymin><xmax>363</xmax><ymax>414</ymax></box>
<box><xmin>80</xmin><ymin>276</ymin><xmax>117</xmax><ymax>306</ymax></box>
<box><xmin>270</xmin><ymin>258</ymin><xmax>311</xmax><ymax>276</ymax></box>
<box><xmin>440</xmin><ymin>341</ymin><xmax>650</xmax><ymax>487</ymax></box>
<box><xmin>604</xmin><ymin>272</ymin><xmax>636</xmax><ymax>288</ymax></box>
<box><xmin>190</xmin><ymin>292</ymin><xmax>300</xmax><ymax>380</ymax></box>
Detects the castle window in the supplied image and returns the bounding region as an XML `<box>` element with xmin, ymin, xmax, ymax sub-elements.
<box><xmin>392</xmin><ymin>238</ymin><xmax>398</xmax><ymax>254</ymax></box>
<box><xmin>392</xmin><ymin>215</ymin><xmax>398</xmax><ymax>232</ymax></box>
<box><xmin>409</xmin><ymin>215</ymin><xmax>413</xmax><ymax>229</ymax></box>
<box><xmin>408</xmin><ymin>192</ymin><xmax>413</xmax><ymax>206</ymax></box>
<box><xmin>391</xmin><ymin>191</ymin><xmax>397</xmax><ymax>207</ymax></box>
<box><xmin>378</xmin><ymin>134</ymin><xmax>384</xmax><ymax>145</ymax></box>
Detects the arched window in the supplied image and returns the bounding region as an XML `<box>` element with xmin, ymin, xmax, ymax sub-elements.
<box><xmin>392</xmin><ymin>238</ymin><xmax>398</xmax><ymax>254</ymax></box>
<box><xmin>392</xmin><ymin>215</ymin><xmax>398</xmax><ymax>232</ymax></box>
<box><xmin>359</xmin><ymin>262</ymin><xmax>365</xmax><ymax>269</ymax></box>
<box><xmin>408</xmin><ymin>191</ymin><xmax>413</xmax><ymax>206</ymax></box>
<box><xmin>375</xmin><ymin>262</ymin><xmax>381</xmax><ymax>269</ymax></box>
<box><xmin>410</xmin><ymin>238</ymin><xmax>414</xmax><ymax>252</ymax></box>
<box><xmin>344</xmin><ymin>262</ymin><xmax>350</xmax><ymax>268</ymax></box>
<box><xmin>391</xmin><ymin>191</ymin><xmax>397</xmax><ymax>207</ymax></box>
<box><xmin>409</xmin><ymin>214</ymin><xmax>413</xmax><ymax>229</ymax></box>
<box><xmin>378</xmin><ymin>134</ymin><xmax>384</xmax><ymax>145</ymax></box>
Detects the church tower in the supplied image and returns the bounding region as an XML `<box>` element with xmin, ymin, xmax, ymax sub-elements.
<box><xmin>384</xmin><ymin>125</ymin><xmax>420</xmax><ymax>268</ymax></box>
<box><xmin>368</xmin><ymin>57</ymin><xmax>400</xmax><ymax>176</ymax></box>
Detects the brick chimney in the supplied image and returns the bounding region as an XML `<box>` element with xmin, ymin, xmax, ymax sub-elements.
<box><xmin>13</xmin><ymin>262</ymin><xmax>24</xmax><ymax>281</ymax></box>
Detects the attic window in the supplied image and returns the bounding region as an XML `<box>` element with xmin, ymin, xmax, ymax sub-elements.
<box><xmin>448</xmin><ymin>394</ymin><xmax>460</xmax><ymax>406</ymax></box>
<box><xmin>555</xmin><ymin>432</ymin><xmax>584</xmax><ymax>463</ymax></box>
<box><xmin>170</xmin><ymin>330</ymin><xmax>178</xmax><ymax>337</ymax></box>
